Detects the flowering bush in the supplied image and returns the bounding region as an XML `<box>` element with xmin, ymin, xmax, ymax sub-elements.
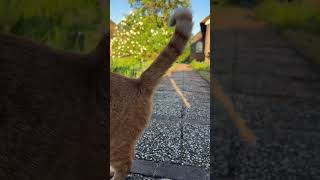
<box><xmin>111</xmin><ymin>9</ymin><xmax>173</xmax><ymax>61</ymax></box>
<box><xmin>111</xmin><ymin>8</ymin><xmax>192</xmax><ymax>77</ymax></box>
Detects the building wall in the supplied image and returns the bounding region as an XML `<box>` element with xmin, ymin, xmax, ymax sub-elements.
<box><xmin>191</xmin><ymin>40</ymin><xmax>204</xmax><ymax>61</ymax></box>
<box><xmin>204</xmin><ymin>19</ymin><xmax>210</xmax><ymax>63</ymax></box>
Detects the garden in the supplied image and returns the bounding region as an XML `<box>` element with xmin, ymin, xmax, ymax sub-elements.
<box><xmin>111</xmin><ymin>0</ymin><xmax>210</xmax><ymax>79</ymax></box>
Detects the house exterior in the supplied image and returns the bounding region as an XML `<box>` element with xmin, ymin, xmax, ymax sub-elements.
<box><xmin>110</xmin><ymin>20</ymin><xmax>116</xmax><ymax>38</ymax></box>
<box><xmin>201</xmin><ymin>16</ymin><xmax>210</xmax><ymax>63</ymax></box>
<box><xmin>190</xmin><ymin>31</ymin><xmax>204</xmax><ymax>60</ymax></box>
<box><xmin>190</xmin><ymin>15</ymin><xmax>210</xmax><ymax>63</ymax></box>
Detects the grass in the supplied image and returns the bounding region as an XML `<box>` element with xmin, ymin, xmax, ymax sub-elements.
<box><xmin>254</xmin><ymin>0</ymin><xmax>320</xmax><ymax>64</ymax></box>
<box><xmin>111</xmin><ymin>56</ymin><xmax>184</xmax><ymax>79</ymax></box>
<box><xmin>190</xmin><ymin>60</ymin><xmax>210</xmax><ymax>82</ymax></box>
<box><xmin>111</xmin><ymin>57</ymin><xmax>212</xmax><ymax>82</ymax></box>
<box><xmin>111</xmin><ymin>48</ymin><xmax>190</xmax><ymax>79</ymax></box>
<box><xmin>111</xmin><ymin>57</ymin><xmax>152</xmax><ymax>78</ymax></box>
<box><xmin>254</xmin><ymin>0</ymin><xmax>320</xmax><ymax>29</ymax></box>
<box><xmin>190</xmin><ymin>60</ymin><xmax>210</xmax><ymax>71</ymax></box>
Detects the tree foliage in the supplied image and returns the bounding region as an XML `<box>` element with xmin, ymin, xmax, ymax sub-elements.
<box><xmin>128</xmin><ymin>0</ymin><xmax>190</xmax><ymax>22</ymax></box>
<box><xmin>111</xmin><ymin>9</ymin><xmax>174</xmax><ymax>60</ymax></box>
<box><xmin>111</xmin><ymin>0</ymin><xmax>191</xmax><ymax>77</ymax></box>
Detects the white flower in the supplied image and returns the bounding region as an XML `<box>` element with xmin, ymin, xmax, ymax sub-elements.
<box><xmin>150</xmin><ymin>29</ymin><xmax>154</xmax><ymax>33</ymax></box>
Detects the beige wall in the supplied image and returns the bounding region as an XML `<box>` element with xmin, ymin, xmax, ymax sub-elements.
<box><xmin>204</xmin><ymin>19</ymin><xmax>210</xmax><ymax>63</ymax></box>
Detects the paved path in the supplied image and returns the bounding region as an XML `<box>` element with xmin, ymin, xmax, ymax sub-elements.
<box><xmin>127</xmin><ymin>64</ymin><xmax>210</xmax><ymax>180</ymax></box>
<box><xmin>212</xmin><ymin>7</ymin><xmax>320</xmax><ymax>179</ymax></box>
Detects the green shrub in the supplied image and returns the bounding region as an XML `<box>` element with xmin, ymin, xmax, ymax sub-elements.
<box><xmin>254</xmin><ymin>0</ymin><xmax>320</xmax><ymax>30</ymax></box>
<box><xmin>190</xmin><ymin>60</ymin><xmax>210</xmax><ymax>82</ymax></box>
<box><xmin>191</xmin><ymin>60</ymin><xmax>210</xmax><ymax>72</ymax></box>
<box><xmin>177</xmin><ymin>44</ymin><xmax>191</xmax><ymax>63</ymax></box>
<box><xmin>111</xmin><ymin>9</ymin><xmax>173</xmax><ymax>62</ymax></box>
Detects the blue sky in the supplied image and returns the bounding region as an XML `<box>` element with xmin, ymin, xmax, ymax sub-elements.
<box><xmin>110</xmin><ymin>0</ymin><xmax>210</xmax><ymax>35</ymax></box>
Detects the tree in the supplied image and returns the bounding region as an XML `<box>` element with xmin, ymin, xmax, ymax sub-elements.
<box><xmin>128</xmin><ymin>0</ymin><xmax>190</xmax><ymax>22</ymax></box>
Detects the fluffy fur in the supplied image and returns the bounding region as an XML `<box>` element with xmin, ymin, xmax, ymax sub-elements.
<box><xmin>110</xmin><ymin>8</ymin><xmax>193</xmax><ymax>180</ymax></box>
<box><xmin>0</xmin><ymin>32</ymin><xmax>108</xmax><ymax>180</ymax></box>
